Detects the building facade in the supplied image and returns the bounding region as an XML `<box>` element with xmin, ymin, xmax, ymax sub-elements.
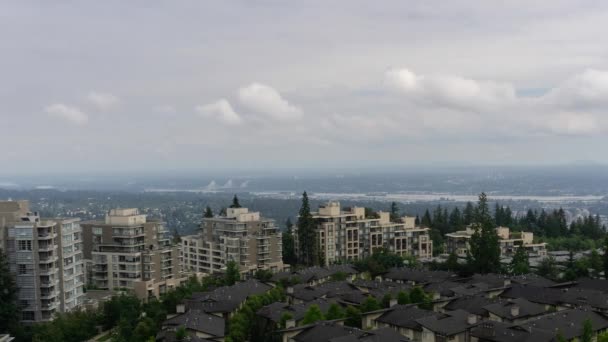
<box><xmin>80</xmin><ymin>208</ymin><xmax>183</xmax><ymax>298</ymax></box>
<box><xmin>294</xmin><ymin>201</ymin><xmax>433</xmax><ymax>266</ymax></box>
<box><xmin>0</xmin><ymin>201</ymin><xmax>85</xmax><ymax>322</ymax></box>
<box><xmin>181</xmin><ymin>207</ymin><xmax>284</xmax><ymax>275</ymax></box>
<box><xmin>445</xmin><ymin>226</ymin><xmax>548</xmax><ymax>259</ymax></box>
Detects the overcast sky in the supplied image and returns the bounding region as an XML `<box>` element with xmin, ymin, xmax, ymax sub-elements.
<box><xmin>2</xmin><ymin>1</ymin><xmax>608</xmax><ymax>174</ymax></box>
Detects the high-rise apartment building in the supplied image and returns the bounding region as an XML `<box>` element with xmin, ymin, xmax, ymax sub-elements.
<box><xmin>445</xmin><ymin>226</ymin><xmax>547</xmax><ymax>259</ymax></box>
<box><xmin>294</xmin><ymin>201</ymin><xmax>433</xmax><ymax>265</ymax></box>
<box><xmin>80</xmin><ymin>208</ymin><xmax>184</xmax><ymax>299</ymax></box>
<box><xmin>0</xmin><ymin>201</ymin><xmax>85</xmax><ymax>322</ymax></box>
<box><xmin>181</xmin><ymin>207</ymin><xmax>284</xmax><ymax>275</ymax></box>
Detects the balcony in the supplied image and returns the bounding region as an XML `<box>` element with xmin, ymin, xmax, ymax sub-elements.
<box><xmin>38</xmin><ymin>243</ymin><xmax>57</xmax><ymax>252</ymax></box>
<box><xmin>39</xmin><ymin>279</ymin><xmax>58</xmax><ymax>287</ymax></box>
<box><xmin>37</xmin><ymin>232</ymin><xmax>57</xmax><ymax>240</ymax></box>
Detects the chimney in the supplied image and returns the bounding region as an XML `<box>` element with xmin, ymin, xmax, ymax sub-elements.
<box><xmin>467</xmin><ymin>314</ymin><xmax>477</xmax><ymax>325</ymax></box>
<box><xmin>510</xmin><ymin>305</ymin><xmax>520</xmax><ymax>317</ymax></box>
<box><xmin>389</xmin><ymin>298</ymin><xmax>398</xmax><ymax>307</ymax></box>
<box><xmin>285</xmin><ymin>319</ymin><xmax>296</xmax><ymax>329</ymax></box>
<box><xmin>432</xmin><ymin>292</ymin><xmax>440</xmax><ymax>300</ymax></box>
<box><xmin>503</xmin><ymin>279</ymin><xmax>511</xmax><ymax>287</ymax></box>
<box><xmin>287</xmin><ymin>286</ymin><xmax>294</xmax><ymax>294</ymax></box>
<box><xmin>176</xmin><ymin>304</ymin><xmax>185</xmax><ymax>313</ymax></box>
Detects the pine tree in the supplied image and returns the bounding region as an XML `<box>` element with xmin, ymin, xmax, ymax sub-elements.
<box><xmin>230</xmin><ymin>195</ymin><xmax>241</xmax><ymax>208</ymax></box>
<box><xmin>203</xmin><ymin>206</ymin><xmax>213</xmax><ymax>218</ymax></box>
<box><xmin>302</xmin><ymin>304</ymin><xmax>324</xmax><ymax>325</ymax></box>
<box><xmin>225</xmin><ymin>261</ymin><xmax>241</xmax><ymax>285</ymax></box>
<box><xmin>463</xmin><ymin>202</ymin><xmax>474</xmax><ymax>225</ymax></box>
<box><xmin>0</xmin><ymin>250</ymin><xmax>18</xmax><ymax>334</ymax></box>
<box><xmin>390</xmin><ymin>202</ymin><xmax>399</xmax><ymax>221</ymax></box>
<box><xmin>297</xmin><ymin>192</ymin><xmax>318</xmax><ymax>266</ymax></box>
<box><xmin>603</xmin><ymin>237</ymin><xmax>608</xmax><ymax>280</ymax></box>
<box><xmin>582</xmin><ymin>319</ymin><xmax>593</xmax><ymax>342</ymax></box>
<box><xmin>510</xmin><ymin>247</ymin><xmax>530</xmax><ymax>275</ymax></box>
<box><xmin>325</xmin><ymin>303</ymin><xmax>345</xmax><ymax>320</ymax></box>
<box><xmin>421</xmin><ymin>209</ymin><xmax>432</xmax><ymax>227</ymax></box>
<box><xmin>449</xmin><ymin>207</ymin><xmax>463</xmax><ymax>231</ymax></box>
<box><xmin>468</xmin><ymin>193</ymin><xmax>501</xmax><ymax>274</ymax></box>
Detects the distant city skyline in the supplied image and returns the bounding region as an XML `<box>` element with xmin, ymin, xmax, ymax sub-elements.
<box><xmin>3</xmin><ymin>1</ymin><xmax>608</xmax><ymax>172</ymax></box>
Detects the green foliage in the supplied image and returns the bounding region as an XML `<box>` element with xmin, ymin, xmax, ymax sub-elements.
<box><xmin>542</xmin><ymin>236</ymin><xmax>598</xmax><ymax>251</ymax></box>
<box><xmin>282</xmin><ymin>221</ymin><xmax>297</xmax><ymax>265</ymax></box>
<box><xmin>445</xmin><ymin>252</ymin><xmax>460</xmax><ymax>272</ymax></box>
<box><xmin>330</xmin><ymin>271</ymin><xmax>348</xmax><ymax>281</ymax></box>
<box><xmin>175</xmin><ymin>326</ymin><xmax>187</xmax><ymax>341</ymax></box>
<box><xmin>225</xmin><ymin>261</ymin><xmax>241</xmax><ymax>285</ymax></box>
<box><xmin>589</xmin><ymin>248</ymin><xmax>603</xmax><ymax>278</ymax></box>
<box><xmin>302</xmin><ymin>304</ymin><xmax>325</xmax><ymax>325</ymax></box>
<box><xmin>409</xmin><ymin>286</ymin><xmax>433</xmax><ymax>309</ymax></box>
<box><xmin>581</xmin><ymin>318</ymin><xmax>593</xmax><ymax>342</ymax></box>
<box><xmin>204</xmin><ymin>206</ymin><xmax>214</xmax><ymax>218</ymax></box>
<box><xmin>298</xmin><ymin>192</ymin><xmax>318</xmax><ymax>266</ymax></box>
<box><xmin>344</xmin><ymin>306</ymin><xmax>361</xmax><ymax>328</ymax></box>
<box><xmin>597</xmin><ymin>331</ymin><xmax>608</xmax><ymax>342</ymax></box>
<box><xmin>230</xmin><ymin>195</ymin><xmax>242</xmax><ymax>208</ymax></box>
<box><xmin>325</xmin><ymin>303</ymin><xmax>345</xmax><ymax>320</ymax></box>
<box><xmin>102</xmin><ymin>294</ymin><xmax>141</xmax><ymax>331</ymax></box>
<box><xmin>31</xmin><ymin>310</ymin><xmax>100</xmax><ymax>342</ymax></box>
<box><xmin>360</xmin><ymin>296</ymin><xmax>381</xmax><ymax>313</ymax></box>
<box><xmin>510</xmin><ymin>247</ymin><xmax>530</xmax><ymax>275</ymax></box>
<box><xmin>604</xmin><ymin>237</ymin><xmax>608</xmax><ymax>280</ymax></box>
<box><xmin>468</xmin><ymin>193</ymin><xmax>501</xmax><ymax>274</ymax></box>
<box><xmin>0</xmin><ymin>250</ymin><xmax>19</xmax><ymax>335</ymax></box>
<box><xmin>537</xmin><ymin>256</ymin><xmax>559</xmax><ymax>280</ymax></box>
<box><xmin>381</xmin><ymin>293</ymin><xmax>392</xmax><ymax>308</ymax></box>
<box><xmin>279</xmin><ymin>312</ymin><xmax>294</xmax><ymax>328</ymax></box>
<box><xmin>397</xmin><ymin>291</ymin><xmax>410</xmax><ymax>305</ymax></box>
<box><xmin>254</xmin><ymin>269</ymin><xmax>274</xmax><ymax>282</ymax></box>
<box><xmin>353</xmin><ymin>248</ymin><xmax>403</xmax><ymax>278</ymax></box>
<box><xmin>132</xmin><ymin>317</ymin><xmax>157</xmax><ymax>342</ymax></box>
<box><xmin>365</xmin><ymin>207</ymin><xmax>380</xmax><ymax>219</ymax></box>
<box><xmin>390</xmin><ymin>202</ymin><xmax>400</xmax><ymax>221</ymax></box>
<box><xmin>226</xmin><ymin>286</ymin><xmax>286</xmax><ymax>341</ymax></box>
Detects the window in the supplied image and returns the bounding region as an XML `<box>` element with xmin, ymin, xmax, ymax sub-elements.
<box><xmin>18</xmin><ymin>240</ymin><xmax>32</xmax><ymax>251</ymax></box>
<box><xmin>18</xmin><ymin>264</ymin><xmax>27</xmax><ymax>275</ymax></box>
<box><xmin>93</xmin><ymin>227</ymin><xmax>103</xmax><ymax>235</ymax></box>
<box><xmin>22</xmin><ymin>311</ymin><xmax>35</xmax><ymax>321</ymax></box>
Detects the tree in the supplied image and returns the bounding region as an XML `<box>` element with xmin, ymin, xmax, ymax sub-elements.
<box><xmin>345</xmin><ymin>306</ymin><xmax>361</xmax><ymax>328</ymax></box>
<box><xmin>421</xmin><ymin>209</ymin><xmax>432</xmax><ymax>227</ymax></box>
<box><xmin>172</xmin><ymin>228</ymin><xmax>181</xmax><ymax>244</ymax></box>
<box><xmin>175</xmin><ymin>326</ymin><xmax>187</xmax><ymax>341</ymax></box>
<box><xmin>390</xmin><ymin>202</ymin><xmax>400</xmax><ymax>221</ymax></box>
<box><xmin>279</xmin><ymin>312</ymin><xmax>293</xmax><ymax>328</ymax></box>
<box><xmin>409</xmin><ymin>287</ymin><xmax>427</xmax><ymax>304</ymax></box>
<box><xmin>445</xmin><ymin>252</ymin><xmax>460</xmax><ymax>272</ymax></box>
<box><xmin>325</xmin><ymin>303</ymin><xmax>345</xmax><ymax>320</ymax></box>
<box><xmin>282</xmin><ymin>219</ymin><xmax>297</xmax><ymax>265</ymax></box>
<box><xmin>537</xmin><ymin>256</ymin><xmax>559</xmax><ymax>280</ymax></box>
<box><xmin>397</xmin><ymin>291</ymin><xmax>410</xmax><ymax>305</ymax></box>
<box><xmin>463</xmin><ymin>202</ymin><xmax>474</xmax><ymax>225</ymax></box>
<box><xmin>204</xmin><ymin>206</ymin><xmax>213</xmax><ymax>218</ymax></box>
<box><xmin>230</xmin><ymin>195</ymin><xmax>241</xmax><ymax>208</ymax></box>
<box><xmin>381</xmin><ymin>293</ymin><xmax>393</xmax><ymax>308</ymax></box>
<box><xmin>0</xmin><ymin>250</ymin><xmax>19</xmax><ymax>335</ymax></box>
<box><xmin>604</xmin><ymin>237</ymin><xmax>608</xmax><ymax>280</ymax></box>
<box><xmin>302</xmin><ymin>304</ymin><xmax>324</xmax><ymax>325</ymax></box>
<box><xmin>297</xmin><ymin>192</ymin><xmax>318</xmax><ymax>266</ymax></box>
<box><xmin>254</xmin><ymin>269</ymin><xmax>273</xmax><ymax>282</ymax></box>
<box><xmin>361</xmin><ymin>296</ymin><xmax>381</xmax><ymax>313</ymax></box>
<box><xmin>132</xmin><ymin>317</ymin><xmax>156</xmax><ymax>342</ymax></box>
<box><xmin>589</xmin><ymin>248</ymin><xmax>603</xmax><ymax>278</ymax></box>
<box><xmin>510</xmin><ymin>247</ymin><xmax>530</xmax><ymax>275</ymax></box>
<box><xmin>468</xmin><ymin>193</ymin><xmax>501</xmax><ymax>274</ymax></box>
<box><xmin>225</xmin><ymin>261</ymin><xmax>241</xmax><ymax>285</ymax></box>
<box><xmin>582</xmin><ymin>318</ymin><xmax>593</xmax><ymax>342</ymax></box>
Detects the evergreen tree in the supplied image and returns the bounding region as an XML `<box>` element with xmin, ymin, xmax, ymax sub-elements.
<box><xmin>345</xmin><ymin>306</ymin><xmax>361</xmax><ymax>328</ymax></box>
<box><xmin>449</xmin><ymin>207</ymin><xmax>463</xmax><ymax>231</ymax></box>
<box><xmin>421</xmin><ymin>209</ymin><xmax>432</xmax><ymax>227</ymax></box>
<box><xmin>415</xmin><ymin>215</ymin><xmax>420</xmax><ymax>226</ymax></box>
<box><xmin>0</xmin><ymin>250</ymin><xmax>19</xmax><ymax>335</ymax></box>
<box><xmin>225</xmin><ymin>261</ymin><xmax>241</xmax><ymax>285</ymax></box>
<box><xmin>537</xmin><ymin>256</ymin><xmax>557</xmax><ymax>280</ymax></box>
<box><xmin>510</xmin><ymin>247</ymin><xmax>530</xmax><ymax>275</ymax></box>
<box><xmin>297</xmin><ymin>192</ymin><xmax>318</xmax><ymax>266</ymax></box>
<box><xmin>390</xmin><ymin>202</ymin><xmax>400</xmax><ymax>221</ymax></box>
<box><xmin>360</xmin><ymin>296</ymin><xmax>381</xmax><ymax>313</ymax></box>
<box><xmin>581</xmin><ymin>318</ymin><xmax>593</xmax><ymax>342</ymax></box>
<box><xmin>230</xmin><ymin>195</ymin><xmax>241</xmax><ymax>208</ymax></box>
<box><xmin>325</xmin><ymin>303</ymin><xmax>345</xmax><ymax>320</ymax></box>
<box><xmin>203</xmin><ymin>206</ymin><xmax>213</xmax><ymax>218</ymax></box>
<box><xmin>589</xmin><ymin>248</ymin><xmax>603</xmax><ymax>278</ymax></box>
<box><xmin>282</xmin><ymin>219</ymin><xmax>296</xmax><ymax>265</ymax></box>
<box><xmin>604</xmin><ymin>237</ymin><xmax>608</xmax><ymax>279</ymax></box>
<box><xmin>468</xmin><ymin>193</ymin><xmax>501</xmax><ymax>274</ymax></box>
<box><xmin>397</xmin><ymin>291</ymin><xmax>410</xmax><ymax>305</ymax></box>
<box><xmin>302</xmin><ymin>304</ymin><xmax>324</xmax><ymax>325</ymax></box>
<box><xmin>445</xmin><ymin>252</ymin><xmax>460</xmax><ymax>272</ymax></box>
<box><xmin>463</xmin><ymin>202</ymin><xmax>474</xmax><ymax>225</ymax></box>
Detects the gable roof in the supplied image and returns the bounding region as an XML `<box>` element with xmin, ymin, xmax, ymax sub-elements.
<box><xmin>416</xmin><ymin>310</ymin><xmax>478</xmax><ymax>336</ymax></box>
<box><xmin>483</xmin><ymin>298</ymin><xmax>546</xmax><ymax>320</ymax></box>
<box><xmin>375</xmin><ymin>305</ymin><xmax>439</xmax><ymax>330</ymax></box>
<box><xmin>162</xmin><ymin>309</ymin><xmax>225</xmax><ymax>338</ymax></box>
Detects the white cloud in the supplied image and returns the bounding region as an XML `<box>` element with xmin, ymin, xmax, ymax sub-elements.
<box><xmin>238</xmin><ymin>83</ymin><xmax>302</xmax><ymax>121</ymax></box>
<box><xmin>87</xmin><ymin>91</ymin><xmax>120</xmax><ymax>110</ymax></box>
<box><xmin>45</xmin><ymin>103</ymin><xmax>88</xmax><ymax>125</ymax></box>
<box><xmin>542</xmin><ymin>69</ymin><xmax>608</xmax><ymax>108</ymax></box>
<box><xmin>196</xmin><ymin>99</ymin><xmax>243</xmax><ymax>125</ymax></box>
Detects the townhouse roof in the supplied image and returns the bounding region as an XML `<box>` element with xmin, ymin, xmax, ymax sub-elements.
<box><xmin>483</xmin><ymin>298</ymin><xmax>546</xmax><ymax>320</ymax></box>
<box><xmin>162</xmin><ymin>309</ymin><xmax>225</xmax><ymax>338</ymax></box>
<box><xmin>415</xmin><ymin>309</ymin><xmax>478</xmax><ymax>336</ymax></box>
<box><xmin>375</xmin><ymin>305</ymin><xmax>439</xmax><ymax>330</ymax></box>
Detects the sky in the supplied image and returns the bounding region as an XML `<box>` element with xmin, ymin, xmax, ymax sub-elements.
<box><xmin>2</xmin><ymin>1</ymin><xmax>608</xmax><ymax>174</ymax></box>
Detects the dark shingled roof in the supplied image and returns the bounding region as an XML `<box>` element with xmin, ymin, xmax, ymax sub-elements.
<box><xmin>416</xmin><ymin>310</ymin><xmax>478</xmax><ymax>336</ymax></box>
<box><xmin>292</xmin><ymin>322</ymin><xmax>408</xmax><ymax>342</ymax></box>
<box><xmin>470</xmin><ymin>321</ymin><xmax>555</xmax><ymax>342</ymax></box>
<box><xmin>257</xmin><ymin>298</ymin><xmax>338</xmax><ymax>323</ymax></box>
<box><xmin>375</xmin><ymin>305</ymin><xmax>439</xmax><ymax>330</ymax></box>
<box><xmin>483</xmin><ymin>298</ymin><xmax>546</xmax><ymax>320</ymax></box>
<box><xmin>501</xmin><ymin>284</ymin><xmax>608</xmax><ymax>311</ymax></box>
<box><xmin>518</xmin><ymin>308</ymin><xmax>608</xmax><ymax>340</ymax></box>
<box><xmin>573</xmin><ymin>278</ymin><xmax>608</xmax><ymax>293</ymax></box>
<box><xmin>162</xmin><ymin>309</ymin><xmax>225</xmax><ymax>338</ymax></box>
<box><xmin>444</xmin><ymin>295</ymin><xmax>501</xmax><ymax>316</ymax></box>
<box><xmin>186</xmin><ymin>279</ymin><xmax>272</xmax><ymax>313</ymax></box>
<box><xmin>329</xmin><ymin>327</ymin><xmax>410</xmax><ymax>342</ymax></box>
<box><xmin>383</xmin><ymin>267</ymin><xmax>455</xmax><ymax>284</ymax></box>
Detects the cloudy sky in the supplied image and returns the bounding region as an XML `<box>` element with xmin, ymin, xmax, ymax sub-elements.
<box><xmin>2</xmin><ymin>1</ymin><xmax>608</xmax><ymax>173</ymax></box>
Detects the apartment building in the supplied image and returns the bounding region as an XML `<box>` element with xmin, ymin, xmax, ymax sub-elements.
<box><xmin>181</xmin><ymin>207</ymin><xmax>284</xmax><ymax>275</ymax></box>
<box><xmin>80</xmin><ymin>208</ymin><xmax>184</xmax><ymax>299</ymax></box>
<box><xmin>0</xmin><ymin>201</ymin><xmax>85</xmax><ymax>322</ymax></box>
<box><xmin>445</xmin><ymin>226</ymin><xmax>548</xmax><ymax>259</ymax></box>
<box><xmin>294</xmin><ymin>201</ymin><xmax>433</xmax><ymax>266</ymax></box>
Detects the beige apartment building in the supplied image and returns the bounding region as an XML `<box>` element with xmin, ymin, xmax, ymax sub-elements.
<box><xmin>181</xmin><ymin>207</ymin><xmax>284</xmax><ymax>276</ymax></box>
<box><xmin>445</xmin><ymin>226</ymin><xmax>548</xmax><ymax>259</ymax></box>
<box><xmin>0</xmin><ymin>201</ymin><xmax>85</xmax><ymax>322</ymax></box>
<box><xmin>294</xmin><ymin>201</ymin><xmax>433</xmax><ymax>266</ymax></box>
<box><xmin>80</xmin><ymin>208</ymin><xmax>184</xmax><ymax>299</ymax></box>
